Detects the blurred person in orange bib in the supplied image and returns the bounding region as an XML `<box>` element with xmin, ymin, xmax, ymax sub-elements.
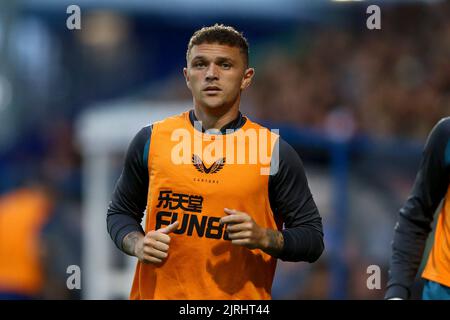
<box><xmin>0</xmin><ymin>184</ymin><xmax>53</xmax><ymax>300</ymax></box>
<box><xmin>386</xmin><ymin>118</ymin><xmax>450</xmax><ymax>300</ymax></box>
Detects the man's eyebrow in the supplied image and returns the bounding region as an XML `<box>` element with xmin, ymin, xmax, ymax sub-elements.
<box><xmin>215</xmin><ymin>57</ymin><xmax>234</xmax><ymax>63</ymax></box>
<box><xmin>191</xmin><ymin>55</ymin><xmax>234</xmax><ymax>60</ymax></box>
<box><xmin>191</xmin><ymin>55</ymin><xmax>208</xmax><ymax>61</ymax></box>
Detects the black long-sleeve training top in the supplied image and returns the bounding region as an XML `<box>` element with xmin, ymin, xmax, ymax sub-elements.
<box><xmin>107</xmin><ymin>110</ymin><xmax>324</xmax><ymax>262</ymax></box>
<box><xmin>385</xmin><ymin>117</ymin><xmax>450</xmax><ymax>299</ymax></box>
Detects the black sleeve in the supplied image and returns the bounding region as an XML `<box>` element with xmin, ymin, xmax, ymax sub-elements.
<box><xmin>106</xmin><ymin>125</ymin><xmax>152</xmax><ymax>253</ymax></box>
<box><xmin>385</xmin><ymin>118</ymin><xmax>450</xmax><ymax>299</ymax></box>
<box><xmin>268</xmin><ymin>137</ymin><xmax>324</xmax><ymax>263</ymax></box>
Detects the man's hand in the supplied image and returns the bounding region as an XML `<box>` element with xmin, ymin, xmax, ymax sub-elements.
<box><xmin>124</xmin><ymin>221</ymin><xmax>179</xmax><ymax>265</ymax></box>
<box><xmin>219</xmin><ymin>208</ymin><xmax>284</xmax><ymax>257</ymax></box>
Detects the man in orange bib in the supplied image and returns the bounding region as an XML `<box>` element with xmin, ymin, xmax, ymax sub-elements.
<box><xmin>107</xmin><ymin>24</ymin><xmax>324</xmax><ymax>299</ymax></box>
<box><xmin>386</xmin><ymin>118</ymin><xmax>450</xmax><ymax>300</ymax></box>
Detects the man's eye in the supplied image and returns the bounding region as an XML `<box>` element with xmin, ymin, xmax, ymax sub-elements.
<box><xmin>194</xmin><ymin>62</ymin><xmax>206</xmax><ymax>68</ymax></box>
<box><xmin>222</xmin><ymin>63</ymin><xmax>231</xmax><ymax>69</ymax></box>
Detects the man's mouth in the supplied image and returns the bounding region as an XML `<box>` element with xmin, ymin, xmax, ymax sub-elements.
<box><xmin>203</xmin><ymin>86</ymin><xmax>221</xmax><ymax>92</ymax></box>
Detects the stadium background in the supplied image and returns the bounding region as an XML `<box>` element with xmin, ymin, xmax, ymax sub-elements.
<box><xmin>0</xmin><ymin>0</ymin><xmax>449</xmax><ymax>299</ymax></box>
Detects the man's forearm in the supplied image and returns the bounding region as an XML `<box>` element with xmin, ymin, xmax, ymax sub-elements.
<box><xmin>261</xmin><ymin>229</ymin><xmax>284</xmax><ymax>257</ymax></box>
<box><xmin>278</xmin><ymin>226</ymin><xmax>324</xmax><ymax>262</ymax></box>
<box><xmin>122</xmin><ymin>231</ymin><xmax>144</xmax><ymax>256</ymax></box>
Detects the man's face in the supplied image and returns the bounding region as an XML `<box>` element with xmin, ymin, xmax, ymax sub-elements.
<box><xmin>184</xmin><ymin>43</ymin><xmax>254</xmax><ymax>110</ymax></box>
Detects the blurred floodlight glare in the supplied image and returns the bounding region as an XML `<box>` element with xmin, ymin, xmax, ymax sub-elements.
<box><xmin>21</xmin><ymin>0</ymin><xmax>313</xmax><ymax>18</ymax></box>
<box><xmin>79</xmin><ymin>11</ymin><xmax>131</xmax><ymax>48</ymax></box>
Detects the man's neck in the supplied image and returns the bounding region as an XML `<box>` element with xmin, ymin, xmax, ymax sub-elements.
<box><xmin>193</xmin><ymin>105</ymin><xmax>240</xmax><ymax>131</ymax></box>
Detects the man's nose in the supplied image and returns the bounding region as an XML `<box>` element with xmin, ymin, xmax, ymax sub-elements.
<box><xmin>205</xmin><ymin>64</ymin><xmax>219</xmax><ymax>81</ymax></box>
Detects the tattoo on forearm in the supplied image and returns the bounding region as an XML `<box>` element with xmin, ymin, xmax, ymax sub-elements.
<box><xmin>264</xmin><ymin>229</ymin><xmax>284</xmax><ymax>257</ymax></box>
<box><xmin>122</xmin><ymin>231</ymin><xmax>143</xmax><ymax>256</ymax></box>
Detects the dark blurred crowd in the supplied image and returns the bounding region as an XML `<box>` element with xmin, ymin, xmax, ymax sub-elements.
<box><xmin>249</xmin><ymin>3</ymin><xmax>450</xmax><ymax>141</ymax></box>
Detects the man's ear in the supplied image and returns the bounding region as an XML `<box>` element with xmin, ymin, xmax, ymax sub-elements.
<box><xmin>241</xmin><ymin>67</ymin><xmax>255</xmax><ymax>90</ymax></box>
<box><xmin>183</xmin><ymin>67</ymin><xmax>191</xmax><ymax>90</ymax></box>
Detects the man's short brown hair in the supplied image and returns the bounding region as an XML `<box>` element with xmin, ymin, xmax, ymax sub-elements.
<box><xmin>186</xmin><ymin>24</ymin><xmax>249</xmax><ymax>66</ymax></box>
